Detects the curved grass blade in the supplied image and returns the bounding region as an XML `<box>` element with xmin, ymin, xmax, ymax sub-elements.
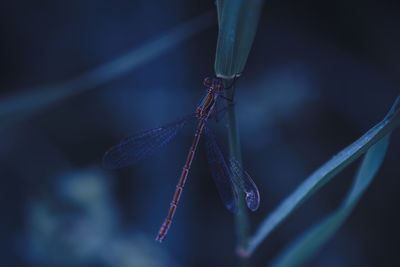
<box><xmin>0</xmin><ymin>10</ymin><xmax>216</xmax><ymax>130</ymax></box>
<box><xmin>271</xmin><ymin>133</ymin><xmax>390</xmax><ymax>267</ymax></box>
<box><xmin>214</xmin><ymin>0</ymin><xmax>264</xmax><ymax>78</ymax></box>
<box><xmin>103</xmin><ymin>115</ymin><xmax>194</xmax><ymax>169</ymax></box>
<box><xmin>230</xmin><ymin>158</ymin><xmax>260</xmax><ymax>211</ymax></box>
<box><xmin>204</xmin><ymin>127</ymin><xmax>239</xmax><ymax>213</ymax></box>
<box><xmin>243</xmin><ymin>96</ymin><xmax>400</xmax><ymax>257</ymax></box>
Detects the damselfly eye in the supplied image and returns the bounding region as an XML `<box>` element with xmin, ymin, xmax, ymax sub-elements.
<box><xmin>203</xmin><ymin>77</ymin><xmax>212</xmax><ymax>87</ymax></box>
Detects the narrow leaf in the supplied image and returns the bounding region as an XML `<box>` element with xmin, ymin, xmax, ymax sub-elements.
<box><xmin>271</xmin><ymin>133</ymin><xmax>390</xmax><ymax>267</ymax></box>
<box><xmin>0</xmin><ymin>11</ymin><xmax>216</xmax><ymax>129</ymax></box>
<box><xmin>215</xmin><ymin>0</ymin><xmax>264</xmax><ymax>78</ymax></box>
<box><xmin>243</xmin><ymin>96</ymin><xmax>400</xmax><ymax>256</ymax></box>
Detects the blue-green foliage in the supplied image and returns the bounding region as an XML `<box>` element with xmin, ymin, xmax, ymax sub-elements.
<box><xmin>271</xmin><ymin>134</ymin><xmax>390</xmax><ymax>267</ymax></box>
<box><xmin>0</xmin><ymin>11</ymin><xmax>216</xmax><ymax>130</ymax></box>
<box><xmin>244</xmin><ymin>97</ymin><xmax>400</xmax><ymax>263</ymax></box>
<box><xmin>215</xmin><ymin>0</ymin><xmax>264</xmax><ymax>78</ymax></box>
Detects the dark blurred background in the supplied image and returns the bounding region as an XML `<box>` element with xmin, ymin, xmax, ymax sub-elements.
<box><xmin>1</xmin><ymin>1</ymin><xmax>399</xmax><ymax>266</ymax></box>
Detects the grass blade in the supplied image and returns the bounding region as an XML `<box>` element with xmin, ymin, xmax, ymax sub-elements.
<box><xmin>271</xmin><ymin>133</ymin><xmax>390</xmax><ymax>267</ymax></box>
<box><xmin>0</xmin><ymin>10</ymin><xmax>216</xmax><ymax>129</ymax></box>
<box><xmin>243</xmin><ymin>96</ymin><xmax>400</xmax><ymax>256</ymax></box>
<box><xmin>214</xmin><ymin>2</ymin><xmax>264</xmax><ymax>261</ymax></box>
<box><xmin>214</xmin><ymin>0</ymin><xmax>264</xmax><ymax>78</ymax></box>
<box><xmin>223</xmin><ymin>86</ymin><xmax>251</xmax><ymax>261</ymax></box>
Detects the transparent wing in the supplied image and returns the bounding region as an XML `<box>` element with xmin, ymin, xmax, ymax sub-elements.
<box><xmin>204</xmin><ymin>127</ymin><xmax>238</xmax><ymax>213</ymax></box>
<box><xmin>230</xmin><ymin>159</ymin><xmax>260</xmax><ymax>211</ymax></box>
<box><xmin>103</xmin><ymin>114</ymin><xmax>195</xmax><ymax>169</ymax></box>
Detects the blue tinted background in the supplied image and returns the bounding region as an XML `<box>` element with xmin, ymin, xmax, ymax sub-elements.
<box><xmin>1</xmin><ymin>1</ymin><xmax>399</xmax><ymax>266</ymax></box>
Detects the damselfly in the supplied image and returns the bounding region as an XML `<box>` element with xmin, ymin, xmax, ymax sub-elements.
<box><xmin>103</xmin><ymin>77</ymin><xmax>260</xmax><ymax>242</ymax></box>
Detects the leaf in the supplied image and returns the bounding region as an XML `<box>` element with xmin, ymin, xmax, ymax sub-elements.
<box><xmin>242</xmin><ymin>96</ymin><xmax>400</xmax><ymax>256</ymax></box>
<box><xmin>214</xmin><ymin>0</ymin><xmax>264</xmax><ymax>78</ymax></box>
<box><xmin>271</xmin><ymin>133</ymin><xmax>390</xmax><ymax>267</ymax></box>
<box><xmin>0</xmin><ymin>11</ymin><xmax>216</xmax><ymax>130</ymax></box>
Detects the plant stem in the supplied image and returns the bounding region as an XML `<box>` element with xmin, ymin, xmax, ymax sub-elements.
<box><xmin>223</xmin><ymin>79</ymin><xmax>250</xmax><ymax>266</ymax></box>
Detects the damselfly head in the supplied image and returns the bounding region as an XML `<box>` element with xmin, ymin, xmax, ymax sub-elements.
<box><xmin>203</xmin><ymin>77</ymin><xmax>213</xmax><ymax>87</ymax></box>
<box><xmin>203</xmin><ymin>77</ymin><xmax>223</xmax><ymax>91</ymax></box>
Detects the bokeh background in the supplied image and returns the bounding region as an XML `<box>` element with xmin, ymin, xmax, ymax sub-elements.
<box><xmin>1</xmin><ymin>1</ymin><xmax>399</xmax><ymax>266</ymax></box>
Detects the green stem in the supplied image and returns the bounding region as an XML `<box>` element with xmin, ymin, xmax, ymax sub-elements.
<box><xmin>223</xmin><ymin>79</ymin><xmax>250</xmax><ymax>266</ymax></box>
